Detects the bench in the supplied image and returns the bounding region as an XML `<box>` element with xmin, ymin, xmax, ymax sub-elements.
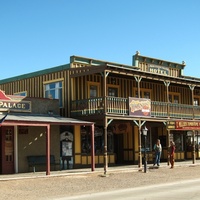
<box><xmin>27</xmin><ymin>155</ymin><xmax>57</xmax><ymax>172</ymax></box>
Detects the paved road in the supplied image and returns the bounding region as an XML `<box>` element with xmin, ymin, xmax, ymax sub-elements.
<box><xmin>58</xmin><ymin>178</ymin><xmax>200</xmax><ymax>200</ymax></box>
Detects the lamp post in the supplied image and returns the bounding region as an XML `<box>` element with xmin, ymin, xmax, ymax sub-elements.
<box><xmin>143</xmin><ymin>126</ymin><xmax>148</xmax><ymax>173</ymax></box>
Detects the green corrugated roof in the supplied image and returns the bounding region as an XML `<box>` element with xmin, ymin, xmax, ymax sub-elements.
<box><xmin>0</xmin><ymin>64</ymin><xmax>70</xmax><ymax>84</ymax></box>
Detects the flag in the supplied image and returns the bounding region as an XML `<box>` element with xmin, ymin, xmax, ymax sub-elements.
<box><xmin>0</xmin><ymin>112</ymin><xmax>9</xmax><ymax>125</ymax></box>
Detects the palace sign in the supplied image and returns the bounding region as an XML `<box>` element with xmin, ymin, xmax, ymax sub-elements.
<box><xmin>0</xmin><ymin>100</ymin><xmax>31</xmax><ymax>112</ymax></box>
<box><xmin>0</xmin><ymin>90</ymin><xmax>31</xmax><ymax>112</ymax></box>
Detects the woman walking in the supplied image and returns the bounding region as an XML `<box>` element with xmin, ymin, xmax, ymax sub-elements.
<box><xmin>169</xmin><ymin>141</ymin><xmax>176</xmax><ymax>168</ymax></box>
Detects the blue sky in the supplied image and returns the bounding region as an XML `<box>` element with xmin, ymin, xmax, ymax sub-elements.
<box><xmin>1</xmin><ymin>0</ymin><xmax>200</xmax><ymax>80</ymax></box>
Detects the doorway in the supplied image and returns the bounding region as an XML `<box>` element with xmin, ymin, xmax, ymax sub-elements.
<box><xmin>114</xmin><ymin>134</ymin><xmax>124</xmax><ymax>164</ymax></box>
<box><xmin>0</xmin><ymin>126</ymin><xmax>14</xmax><ymax>174</ymax></box>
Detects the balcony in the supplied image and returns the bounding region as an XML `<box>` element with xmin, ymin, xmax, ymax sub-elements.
<box><xmin>70</xmin><ymin>97</ymin><xmax>200</xmax><ymax>120</ymax></box>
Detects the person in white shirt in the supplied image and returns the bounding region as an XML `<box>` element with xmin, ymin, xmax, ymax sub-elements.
<box><xmin>153</xmin><ymin>139</ymin><xmax>162</xmax><ymax>167</ymax></box>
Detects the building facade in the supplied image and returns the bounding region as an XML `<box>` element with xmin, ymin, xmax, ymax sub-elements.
<box><xmin>1</xmin><ymin>52</ymin><xmax>200</xmax><ymax>173</ymax></box>
<box><xmin>0</xmin><ymin>90</ymin><xmax>94</xmax><ymax>174</ymax></box>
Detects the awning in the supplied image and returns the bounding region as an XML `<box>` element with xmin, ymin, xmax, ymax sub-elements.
<box><xmin>0</xmin><ymin>113</ymin><xmax>94</xmax><ymax>126</ymax></box>
<box><xmin>0</xmin><ymin>113</ymin><xmax>95</xmax><ymax>175</ymax></box>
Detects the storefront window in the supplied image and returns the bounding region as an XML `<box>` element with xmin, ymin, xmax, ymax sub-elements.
<box><xmin>174</xmin><ymin>133</ymin><xmax>184</xmax><ymax>151</ymax></box>
<box><xmin>108</xmin><ymin>129</ymin><xmax>114</xmax><ymax>153</ymax></box>
<box><xmin>81</xmin><ymin>127</ymin><xmax>91</xmax><ymax>154</ymax></box>
<box><xmin>81</xmin><ymin>126</ymin><xmax>114</xmax><ymax>154</ymax></box>
<box><xmin>186</xmin><ymin>131</ymin><xmax>200</xmax><ymax>151</ymax></box>
<box><xmin>186</xmin><ymin>136</ymin><xmax>193</xmax><ymax>151</ymax></box>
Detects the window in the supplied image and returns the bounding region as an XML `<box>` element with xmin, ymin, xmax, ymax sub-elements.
<box><xmin>108</xmin><ymin>87</ymin><xmax>118</xmax><ymax>97</ymax></box>
<box><xmin>194</xmin><ymin>96</ymin><xmax>200</xmax><ymax>106</ymax></box>
<box><xmin>90</xmin><ymin>85</ymin><xmax>98</xmax><ymax>98</ymax></box>
<box><xmin>174</xmin><ymin>133</ymin><xmax>184</xmax><ymax>151</ymax></box>
<box><xmin>133</xmin><ymin>88</ymin><xmax>151</xmax><ymax>99</ymax></box>
<box><xmin>81</xmin><ymin>126</ymin><xmax>114</xmax><ymax>154</ymax></box>
<box><xmin>44</xmin><ymin>81</ymin><xmax>63</xmax><ymax>107</ymax></box>
<box><xmin>14</xmin><ymin>91</ymin><xmax>27</xmax><ymax>96</ymax></box>
<box><xmin>169</xmin><ymin>93</ymin><xmax>180</xmax><ymax>103</ymax></box>
<box><xmin>107</xmin><ymin>84</ymin><xmax>120</xmax><ymax>97</ymax></box>
<box><xmin>87</xmin><ymin>82</ymin><xmax>100</xmax><ymax>98</ymax></box>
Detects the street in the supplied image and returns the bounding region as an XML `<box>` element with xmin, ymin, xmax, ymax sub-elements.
<box><xmin>1</xmin><ymin>163</ymin><xmax>200</xmax><ymax>200</ymax></box>
<box><xmin>58</xmin><ymin>178</ymin><xmax>200</xmax><ymax>200</ymax></box>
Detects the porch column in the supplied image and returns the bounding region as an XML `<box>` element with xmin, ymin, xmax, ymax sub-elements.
<box><xmin>91</xmin><ymin>124</ymin><xmax>95</xmax><ymax>171</ymax></box>
<box><xmin>167</xmin><ymin>129</ymin><xmax>170</xmax><ymax>166</ymax></box>
<box><xmin>134</xmin><ymin>76</ymin><xmax>142</xmax><ymax>98</ymax></box>
<box><xmin>189</xmin><ymin>84</ymin><xmax>195</xmax><ymax>119</ymax></box>
<box><xmin>192</xmin><ymin>130</ymin><xmax>196</xmax><ymax>164</ymax></box>
<box><xmin>138</xmin><ymin>120</ymin><xmax>142</xmax><ymax>168</ymax></box>
<box><xmin>46</xmin><ymin>124</ymin><xmax>50</xmax><ymax>175</ymax></box>
<box><xmin>14</xmin><ymin>125</ymin><xmax>18</xmax><ymax>173</ymax></box>
<box><xmin>164</xmin><ymin>81</ymin><xmax>170</xmax><ymax>117</ymax></box>
<box><xmin>104</xmin><ymin>117</ymin><xmax>108</xmax><ymax>175</ymax></box>
<box><xmin>103</xmin><ymin>69</ymin><xmax>108</xmax><ymax>175</ymax></box>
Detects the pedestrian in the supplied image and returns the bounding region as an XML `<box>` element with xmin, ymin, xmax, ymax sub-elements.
<box><xmin>153</xmin><ymin>139</ymin><xmax>162</xmax><ymax>167</ymax></box>
<box><xmin>169</xmin><ymin>141</ymin><xmax>175</xmax><ymax>169</ymax></box>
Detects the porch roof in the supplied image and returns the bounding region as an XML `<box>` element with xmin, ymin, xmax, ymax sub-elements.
<box><xmin>0</xmin><ymin>113</ymin><xmax>94</xmax><ymax>126</ymax></box>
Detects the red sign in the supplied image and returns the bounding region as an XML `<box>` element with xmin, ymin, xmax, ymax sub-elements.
<box><xmin>176</xmin><ymin>121</ymin><xmax>200</xmax><ymax>130</ymax></box>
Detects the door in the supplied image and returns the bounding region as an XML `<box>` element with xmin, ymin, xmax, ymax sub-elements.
<box><xmin>1</xmin><ymin>126</ymin><xmax>14</xmax><ymax>174</ymax></box>
<box><xmin>114</xmin><ymin>134</ymin><xmax>124</xmax><ymax>164</ymax></box>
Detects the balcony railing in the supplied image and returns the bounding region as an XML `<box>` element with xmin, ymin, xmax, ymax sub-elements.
<box><xmin>71</xmin><ymin>97</ymin><xmax>200</xmax><ymax>119</ymax></box>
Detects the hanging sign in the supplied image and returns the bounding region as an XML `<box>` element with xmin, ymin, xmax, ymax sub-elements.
<box><xmin>129</xmin><ymin>97</ymin><xmax>151</xmax><ymax>117</ymax></box>
<box><xmin>175</xmin><ymin>121</ymin><xmax>200</xmax><ymax>130</ymax></box>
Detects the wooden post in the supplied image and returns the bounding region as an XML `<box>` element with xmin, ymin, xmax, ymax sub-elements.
<box><xmin>91</xmin><ymin>124</ymin><xmax>95</xmax><ymax>171</ymax></box>
<box><xmin>46</xmin><ymin>124</ymin><xmax>50</xmax><ymax>175</ymax></box>
<box><xmin>193</xmin><ymin>130</ymin><xmax>196</xmax><ymax>164</ymax></box>
<box><xmin>138</xmin><ymin>120</ymin><xmax>142</xmax><ymax>168</ymax></box>
<box><xmin>104</xmin><ymin>117</ymin><xmax>108</xmax><ymax>175</ymax></box>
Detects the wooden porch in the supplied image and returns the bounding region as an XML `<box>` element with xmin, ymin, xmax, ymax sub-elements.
<box><xmin>71</xmin><ymin>97</ymin><xmax>200</xmax><ymax>119</ymax></box>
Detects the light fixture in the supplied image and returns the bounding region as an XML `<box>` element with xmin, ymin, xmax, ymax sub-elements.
<box><xmin>142</xmin><ymin>126</ymin><xmax>148</xmax><ymax>173</ymax></box>
<box><xmin>142</xmin><ymin>126</ymin><xmax>148</xmax><ymax>136</ymax></box>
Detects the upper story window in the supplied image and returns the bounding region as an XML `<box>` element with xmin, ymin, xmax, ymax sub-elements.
<box><xmin>169</xmin><ymin>93</ymin><xmax>180</xmax><ymax>103</ymax></box>
<box><xmin>194</xmin><ymin>97</ymin><xmax>200</xmax><ymax>106</ymax></box>
<box><xmin>87</xmin><ymin>82</ymin><xmax>100</xmax><ymax>98</ymax></box>
<box><xmin>107</xmin><ymin>84</ymin><xmax>120</xmax><ymax>97</ymax></box>
<box><xmin>90</xmin><ymin>85</ymin><xmax>98</xmax><ymax>98</ymax></box>
<box><xmin>133</xmin><ymin>88</ymin><xmax>151</xmax><ymax>99</ymax></box>
<box><xmin>108</xmin><ymin>87</ymin><xmax>118</xmax><ymax>97</ymax></box>
<box><xmin>14</xmin><ymin>91</ymin><xmax>27</xmax><ymax>96</ymax></box>
<box><xmin>44</xmin><ymin>81</ymin><xmax>63</xmax><ymax>107</ymax></box>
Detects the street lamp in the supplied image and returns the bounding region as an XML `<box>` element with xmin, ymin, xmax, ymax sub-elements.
<box><xmin>143</xmin><ymin>126</ymin><xmax>148</xmax><ymax>173</ymax></box>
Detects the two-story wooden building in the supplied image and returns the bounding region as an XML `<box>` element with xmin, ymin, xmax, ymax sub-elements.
<box><xmin>1</xmin><ymin>51</ymin><xmax>200</xmax><ymax>173</ymax></box>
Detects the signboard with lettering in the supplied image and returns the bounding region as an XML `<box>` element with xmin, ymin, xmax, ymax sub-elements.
<box><xmin>148</xmin><ymin>64</ymin><xmax>169</xmax><ymax>75</ymax></box>
<box><xmin>167</xmin><ymin>121</ymin><xmax>176</xmax><ymax>130</ymax></box>
<box><xmin>0</xmin><ymin>90</ymin><xmax>31</xmax><ymax>112</ymax></box>
<box><xmin>175</xmin><ymin>121</ymin><xmax>200</xmax><ymax>130</ymax></box>
<box><xmin>167</xmin><ymin>121</ymin><xmax>200</xmax><ymax>130</ymax></box>
<box><xmin>0</xmin><ymin>100</ymin><xmax>31</xmax><ymax>112</ymax></box>
<box><xmin>129</xmin><ymin>97</ymin><xmax>151</xmax><ymax>117</ymax></box>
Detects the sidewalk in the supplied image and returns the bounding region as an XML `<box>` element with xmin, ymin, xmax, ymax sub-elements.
<box><xmin>0</xmin><ymin>160</ymin><xmax>200</xmax><ymax>181</ymax></box>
